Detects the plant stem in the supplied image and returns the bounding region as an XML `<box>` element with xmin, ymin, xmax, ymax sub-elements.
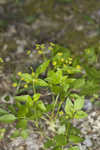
<box><xmin>51</xmin><ymin>94</ymin><xmax>59</xmax><ymax>119</ymax></box>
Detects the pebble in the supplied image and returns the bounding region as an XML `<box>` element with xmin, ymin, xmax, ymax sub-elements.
<box><xmin>83</xmin><ymin>99</ymin><xmax>93</xmax><ymax>111</ymax></box>
<box><xmin>83</xmin><ymin>137</ymin><xmax>93</xmax><ymax>147</ymax></box>
<box><xmin>5</xmin><ymin>56</ymin><xmax>10</xmax><ymax>62</ymax></box>
<box><xmin>17</xmin><ymin>46</ymin><xmax>24</xmax><ymax>54</ymax></box>
<box><xmin>75</xmin><ymin>25</ymin><xmax>84</xmax><ymax>31</ymax></box>
<box><xmin>78</xmin><ymin>144</ymin><xmax>87</xmax><ymax>150</ymax></box>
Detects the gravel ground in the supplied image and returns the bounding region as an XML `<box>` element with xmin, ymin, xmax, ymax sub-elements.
<box><xmin>0</xmin><ymin>99</ymin><xmax>100</xmax><ymax>150</ymax></box>
<box><xmin>0</xmin><ymin>0</ymin><xmax>100</xmax><ymax>149</ymax></box>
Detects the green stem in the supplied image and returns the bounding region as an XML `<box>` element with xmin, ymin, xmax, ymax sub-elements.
<box><xmin>33</xmin><ymin>80</ymin><xmax>36</xmax><ymax>94</ymax></box>
<box><xmin>51</xmin><ymin>94</ymin><xmax>59</xmax><ymax>119</ymax></box>
<box><xmin>55</xmin><ymin>100</ymin><xmax>63</xmax><ymax>119</ymax></box>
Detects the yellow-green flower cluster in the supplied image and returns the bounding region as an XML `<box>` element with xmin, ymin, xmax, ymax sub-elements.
<box><xmin>0</xmin><ymin>57</ymin><xmax>4</xmax><ymax>63</ymax></box>
<box><xmin>76</xmin><ymin>65</ymin><xmax>81</xmax><ymax>70</ymax></box>
<box><xmin>24</xmin><ymin>84</ymin><xmax>28</xmax><ymax>88</ymax></box>
<box><xmin>17</xmin><ymin>72</ymin><xmax>22</xmax><ymax>76</ymax></box>
<box><xmin>66</xmin><ymin>57</ymin><xmax>72</xmax><ymax>65</ymax></box>
<box><xmin>85</xmin><ymin>48</ymin><xmax>90</xmax><ymax>54</ymax></box>
<box><xmin>12</xmin><ymin>82</ymin><xmax>17</xmax><ymax>87</ymax></box>
<box><xmin>48</xmin><ymin>42</ymin><xmax>55</xmax><ymax>51</ymax></box>
<box><xmin>59</xmin><ymin>111</ymin><xmax>64</xmax><ymax>116</ymax></box>
<box><xmin>26</xmin><ymin>50</ymin><xmax>31</xmax><ymax>55</ymax></box>
<box><xmin>52</xmin><ymin>61</ymin><xmax>57</xmax><ymax>66</ymax></box>
<box><xmin>57</xmin><ymin>52</ymin><xmax>63</xmax><ymax>56</ymax></box>
<box><xmin>35</xmin><ymin>43</ymin><xmax>46</xmax><ymax>55</ymax></box>
<box><xmin>50</xmin><ymin>42</ymin><xmax>55</xmax><ymax>47</ymax></box>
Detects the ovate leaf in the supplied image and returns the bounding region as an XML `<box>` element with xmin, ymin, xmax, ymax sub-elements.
<box><xmin>69</xmin><ymin>135</ymin><xmax>84</xmax><ymax>143</ymax></box>
<box><xmin>72</xmin><ymin>79</ymin><xmax>85</xmax><ymax>89</ymax></box>
<box><xmin>74</xmin><ymin>111</ymin><xmax>88</xmax><ymax>119</ymax></box>
<box><xmin>74</xmin><ymin>96</ymin><xmax>84</xmax><ymax>110</ymax></box>
<box><xmin>65</xmin><ymin>98</ymin><xmax>74</xmax><ymax>115</ymax></box>
<box><xmin>20</xmin><ymin>129</ymin><xmax>29</xmax><ymax>139</ymax></box>
<box><xmin>54</xmin><ymin>134</ymin><xmax>67</xmax><ymax>146</ymax></box>
<box><xmin>36</xmin><ymin>60</ymin><xmax>50</xmax><ymax>77</ymax></box>
<box><xmin>68</xmin><ymin>146</ymin><xmax>80</xmax><ymax>150</ymax></box>
<box><xmin>33</xmin><ymin>93</ymin><xmax>40</xmax><ymax>102</ymax></box>
<box><xmin>14</xmin><ymin>95</ymin><xmax>32</xmax><ymax>102</ymax></box>
<box><xmin>16</xmin><ymin>119</ymin><xmax>28</xmax><ymax>129</ymax></box>
<box><xmin>20</xmin><ymin>73</ymin><xmax>33</xmax><ymax>83</ymax></box>
<box><xmin>0</xmin><ymin>108</ymin><xmax>8</xmax><ymax>115</ymax></box>
<box><xmin>44</xmin><ymin>139</ymin><xmax>55</xmax><ymax>148</ymax></box>
<box><xmin>0</xmin><ymin>114</ymin><xmax>16</xmax><ymax>123</ymax></box>
<box><xmin>37</xmin><ymin>101</ymin><xmax>46</xmax><ymax>111</ymax></box>
<box><xmin>36</xmin><ymin>79</ymin><xmax>48</xmax><ymax>87</ymax></box>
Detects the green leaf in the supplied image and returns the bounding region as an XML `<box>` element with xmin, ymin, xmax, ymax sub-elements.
<box><xmin>0</xmin><ymin>108</ymin><xmax>8</xmax><ymax>115</ymax></box>
<box><xmin>0</xmin><ymin>114</ymin><xmax>16</xmax><ymax>123</ymax></box>
<box><xmin>36</xmin><ymin>79</ymin><xmax>48</xmax><ymax>87</ymax></box>
<box><xmin>33</xmin><ymin>93</ymin><xmax>40</xmax><ymax>102</ymax></box>
<box><xmin>74</xmin><ymin>95</ymin><xmax>84</xmax><ymax>110</ymax></box>
<box><xmin>72</xmin><ymin>79</ymin><xmax>85</xmax><ymax>89</ymax></box>
<box><xmin>17</xmin><ymin>105</ymin><xmax>28</xmax><ymax>117</ymax></box>
<box><xmin>74</xmin><ymin>111</ymin><xmax>88</xmax><ymax>119</ymax></box>
<box><xmin>54</xmin><ymin>134</ymin><xmax>67</xmax><ymax>146</ymax></box>
<box><xmin>16</xmin><ymin>119</ymin><xmax>28</xmax><ymax>129</ymax></box>
<box><xmin>36</xmin><ymin>60</ymin><xmax>50</xmax><ymax>77</ymax></box>
<box><xmin>14</xmin><ymin>95</ymin><xmax>32</xmax><ymax>102</ymax></box>
<box><xmin>52</xmin><ymin>147</ymin><xmax>62</xmax><ymax>150</ymax></box>
<box><xmin>46</xmin><ymin>69</ymin><xmax>63</xmax><ymax>85</ymax></box>
<box><xmin>37</xmin><ymin>101</ymin><xmax>47</xmax><ymax>111</ymax></box>
<box><xmin>15</xmin><ymin>95</ymin><xmax>33</xmax><ymax>108</ymax></box>
<box><xmin>69</xmin><ymin>135</ymin><xmax>84</xmax><ymax>143</ymax></box>
<box><xmin>20</xmin><ymin>129</ymin><xmax>28</xmax><ymax>139</ymax></box>
<box><xmin>70</xmin><ymin>127</ymin><xmax>81</xmax><ymax>135</ymax></box>
<box><xmin>63</xmin><ymin>66</ymin><xmax>81</xmax><ymax>74</ymax></box>
<box><xmin>68</xmin><ymin>146</ymin><xmax>80</xmax><ymax>150</ymax></box>
<box><xmin>11</xmin><ymin>130</ymin><xmax>20</xmax><ymax>138</ymax></box>
<box><xmin>65</xmin><ymin>98</ymin><xmax>74</xmax><ymax>115</ymax></box>
<box><xmin>44</xmin><ymin>139</ymin><xmax>54</xmax><ymax>148</ymax></box>
<box><xmin>20</xmin><ymin>73</ymin><xmax>33</xmax><ymax>83</ymax></box>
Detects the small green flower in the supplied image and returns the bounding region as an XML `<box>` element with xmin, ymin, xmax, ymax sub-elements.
<box><xmin>52</xmin><ymin>61</ymin><xmax>57</xmax><ymax>66</ymax></box>
<box><xmin>40</xmin><ymin>44</ymin><xmax>45</xmax><ymax>49</ymax></box>
<box><xmin>50</xmin><ymin>42</ymin><xmax>55</xmax><ymax>47</ymax></box>
<box><xmin>57</xmin><ymin>52</ymin><xmax>63</xmax><ymax>56</ymax></box>
<box><xmin>76</xmin><ymin>65</ymin><xmax>81</xmax><ymax>70</ymax></box>
<box><xmin>24</xmin><ymin>84</ymin><xmax>28</xmax><ymax>88</ymax></box>
<box><xmin>36</xmin><ymin>44</ymin><xmax>40</xmax><ymax>50</ymax></box>
<box><xmin>48</xmin><ymin>46</ymin><xmax>53</xmax><ymax>51</ymax></box>
<box><xmin>27</xmin><ymin>50</ymin><xmax>31</xmax><ymax>55</ymax></box>
<box><xmin>38</xmin><ymin>50</ymin><xmax>43</xmax><ymax>54</ymax></box>
<box><xmin>17</xmin><ymin>72</ymin><xmax>22</xmax><ymax>76</ymax></box>
<box><xmin>0</xmin><ymin>57</ymin><xmax>4</xmax><ymax>63</ymax></box>
<box><xmin>61</xmin><ymin>58</ymin><xmax>64</xmax><ymax>62</ymax></box>
<box><xmin>12</xmin><ymin>83</ymin><xmax>17</xmax><ymax>87</ymax></box>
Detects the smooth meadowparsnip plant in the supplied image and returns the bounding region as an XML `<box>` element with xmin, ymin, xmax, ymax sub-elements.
<box><xmin>0</xmin><ymin>43</ymin><xmax>99</xmax><ymax>150</ymax></box>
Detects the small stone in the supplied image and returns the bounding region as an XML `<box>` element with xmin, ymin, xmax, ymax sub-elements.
<box><xmin>5</xmin><ymin>56</ymin><xmax>10</xmax><ymax>62</ymax></box>
<box><xmin>83</xmin><ymin>99</ymin><xmax>93</xmax><ymax>111</ymax></box>
<box><xmin>17</xmin><ymin>46</ymin><xmax>24</xmax><ymax>54</ymax></box>
<box><xmin>75</xmin><ymin>25</ymin><xmax>84</xmax><ymax>31</ymax></box>
<box><xmin>83</xmin><ymin>137</ymin><xmax>93</xmax><ymax>147</ymax></box>
<box><xmin>15</xmin><ymin>146</ymin><xmax>25</xmax><ymax>150</ymax></box>
<box><xmin>78</xmin><ymin>144</ymin><xmax>87</xmax><ymax>150</ymax></box>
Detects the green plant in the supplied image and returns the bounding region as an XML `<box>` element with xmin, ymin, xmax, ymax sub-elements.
<box><xmin>0</xmin><ymin>43</ymin><xmax>99</xmax><ymax>149</ymax></box>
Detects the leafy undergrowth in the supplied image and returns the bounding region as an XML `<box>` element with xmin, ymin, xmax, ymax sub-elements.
<box><xmin>0</xmin><ymin>43</ymin><xmax>100</xmax><ymax>150</ymax></box>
